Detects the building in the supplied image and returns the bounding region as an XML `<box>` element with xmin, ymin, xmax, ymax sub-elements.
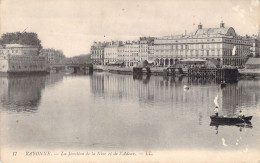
<box><xmin>251</xmin><ymin>30</ymin><xmax>260</xmax><ymax>57</ymax></box>
<box><xmin>90</xmin><ymin>22</ymin><xmax>257</xmax><ymax>67</ymax></box>
<box><xmin>0</xmin><ymin>44</ymin><xmax>39</xmax><ymax>56</ymax></box>
<box><xmin>104</xmin><ymin>41</ymin><xmax>123</xmax><ymax>65</ymax></box>
<box><xmin>139</xmin><ymin>37</ymin><xmax>155</xmax><ymax>63</ymax></box>
<box><xmin>91</xmin><ymin>42</ymin><xmax>107</xmax><ymax>65</ymax></box>
<box><xmin>117</xmin><ymin>37</ymin><xmax>155</xmax><ymax>67</ymax></box>
<box><xmin>0</xmin><ymin>44</ymin><xmax>47</xmax><ymax>73</ymax></box>
<box><xmin>118</xmin><ymin>41</ymin><xmax>140</xmax><ymax>67</ymax></box>
<box><xmin>40</xmin><ymin>49</ymin><xmax>65</xmax><ymax>65</ymax></box>
<box><xmin>153</xmin><ymin>21</ymin><xmax>252</xmax><ymax>67</ymax></box>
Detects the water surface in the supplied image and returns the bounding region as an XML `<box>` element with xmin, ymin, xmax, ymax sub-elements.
<box><xmin>0</xmin><ymin>72</ymin><xmax>259</xmax><ymax>150</ymax></box>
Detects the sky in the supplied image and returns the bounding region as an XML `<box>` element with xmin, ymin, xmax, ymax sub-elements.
<box><xmin>0</xmin><ymin>0</ymin><xmax>260</xmax><ymax>57</ymax></box>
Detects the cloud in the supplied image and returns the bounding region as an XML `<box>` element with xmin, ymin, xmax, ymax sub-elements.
<box><xmin>251</xmin><ymin>0</ymin><xmax>260</xmax><ymax>7</ymax></box>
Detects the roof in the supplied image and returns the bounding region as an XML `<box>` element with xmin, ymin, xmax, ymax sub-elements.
<box><xmin>245</xmin><ymin>58</ymin><xmax>260</xmax><ymax>65</ymax></box>
<box><xmin>4</xmin><ymin>44</ymin><xmax>38</xmax><ymax>48</ymax></box>
<box><xmin>156</xmin><ymin>27</ymin><xmax>237</xmax><ymax>40</ymax></box>
<box><xmin>191</xmin><ymin>27</ymin><xmax>236</xmax><ymax>36</ymax></box>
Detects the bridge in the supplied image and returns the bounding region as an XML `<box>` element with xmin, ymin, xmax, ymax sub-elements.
<box><xmin>49</xmin><ymin>63</ymin><xmax>93</xmax><ymax>73</ymax></box>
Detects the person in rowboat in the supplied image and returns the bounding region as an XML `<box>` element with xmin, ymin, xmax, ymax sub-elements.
<box><xmin>214</xmin><ymin>106</ymin><xmax>219</xmax><ymax>117</ymax></box>
<box><xmin>238</xmin><ymin>110</ymin><xmax>244</xmax><ymax>118</ymax></box>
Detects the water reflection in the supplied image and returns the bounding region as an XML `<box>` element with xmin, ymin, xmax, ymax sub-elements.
<box><xmin>0</xmin><ymin>72</ymin><xmax>259</xmax><ymax>149</ymax></box>
<box><xmin>221</xmin><ymin>80</ymin><xmax>260</xmax><ymax>116</ymax></box>
<box><xmin>0</xmin><ymin>73</ymin><xmax>63</xmax><ymax>113</ymax></box>
<box><xmin>90</xmin><ymin>73</ymin><xmax>260</xmax><ymax>113</ymax></box>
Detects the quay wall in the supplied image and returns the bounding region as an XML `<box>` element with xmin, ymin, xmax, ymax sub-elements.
<box><xmin>238</xmin><ymin>69</ymin><xmax>260</xmax><ymax>76</ymax></box>
<box><xmin>93</xmin><ymin>65</ymin><xmax>165</xmax><ymax>75</ymax></box>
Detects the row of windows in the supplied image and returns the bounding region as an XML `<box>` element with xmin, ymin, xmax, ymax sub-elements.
<box><xmin>92</xmin><ymin>50</ymin><xmax>104</xmax><ymax>54</ymax></box>
<box><xmin>155</xmin><ymin>50</ymin><xmax>221</xmax><ymax>56</ymax></box>
<box><xmin>7</xmin><ymin>50</ymin><xmax>19</xmax><ymax>53</ymax></box>
<box><xmin>155</xmin><ymin>38</ymin><xmax>222</xmax><ymax>44</ymax></box>
<box><xmin>155</xmin><ymin>44</ymin><xmax>222</xmax><ymax>50</ymax></box>
<box><xmin>224</xmin><ymin>39</ymin><xmax>250</xmax><ymax>44</ymax></box>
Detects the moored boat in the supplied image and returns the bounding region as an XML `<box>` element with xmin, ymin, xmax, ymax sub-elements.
<box><xmin>210</xmin><ymin>115</ymin><xmax>252</xmax><ymax>123</ymax></box>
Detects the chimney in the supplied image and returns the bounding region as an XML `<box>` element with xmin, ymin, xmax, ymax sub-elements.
<box><xmin>220</xmin><ymin>20</ymin><xmax>225</xmax><ymax>28</ymax></box>
<box><xmin>198</xmin><ymin>23</ymin><xmax>202</xmax><ymax>29</ymax></box>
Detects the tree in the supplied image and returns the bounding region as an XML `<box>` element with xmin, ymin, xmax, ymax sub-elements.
<box><xmin>0</xmin><ymin>32</ymin><xmax>42</xmax><ymax>49</ymax></box>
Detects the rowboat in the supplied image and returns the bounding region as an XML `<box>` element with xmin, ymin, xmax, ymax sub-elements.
<box><xmin>210</xmin><ymin>115</ymin><xmax>252</xmax><ymax>123</ymax></box>
<box><xmin>210</xmin><ymin>121</ymin><xmax>252</xmax><ymax>128</ymax></box>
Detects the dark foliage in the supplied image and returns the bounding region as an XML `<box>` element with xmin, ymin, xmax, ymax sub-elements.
<box><xmin>0</xmin><ymin>32</ymin><xmax>42</xmax><ymax>49</ymax></box>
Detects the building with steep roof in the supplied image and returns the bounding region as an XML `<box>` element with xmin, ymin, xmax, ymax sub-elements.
<box><xmin>153</xmin><ymin>21</ymin><xmax>252</xmax><ymax>67</ymax></box>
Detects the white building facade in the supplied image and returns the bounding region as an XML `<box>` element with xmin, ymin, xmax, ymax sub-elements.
<box><xmin>153</xmin><ymin>22</ymin><xmax>252</xmax><ymax>67</ymax></box>
<box><xmin>0</xmin><ymin>44</ymin><xmax>47</xmax><ymax>73</ymax></box>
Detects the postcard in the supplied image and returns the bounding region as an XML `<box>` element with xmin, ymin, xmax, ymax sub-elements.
<box><xmin>0</xmin><ymin>0</ymin><xmax>260</xmax><ymax>162</ymax></box>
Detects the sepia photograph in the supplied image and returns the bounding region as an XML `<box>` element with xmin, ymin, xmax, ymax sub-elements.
<box><xmin>0</xmin><ymin>0</ymin><xmax>260</xmax><ymax>162</ymax></box>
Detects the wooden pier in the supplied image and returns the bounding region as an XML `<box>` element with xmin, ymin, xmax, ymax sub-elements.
<box><xmin>188</xmin><ymin>68</ymin><xmax>238</xmax><ymax>82</ymax></box>
<box><xmin>133</xmin><ymin>67</ymin><xmax>151</xmax><ymax>75</ymax></box>
<box><xmin>163</xmin><ymin>67</ymin><xmax>184</xmax><ymax>76</ymax></box>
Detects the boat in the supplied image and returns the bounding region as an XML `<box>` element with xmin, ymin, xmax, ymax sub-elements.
<box><xmin>211</xmin><ymin>93</ymin><xmax>253</xmax><ymax>124</ymax></box>
<box><xmin>210</xmin><ymin>115</ymin><xmax>253</xmax><ymax>123</ymax></box>
<box><xmin>183</xmin><ymin>85</ymin><xmax>189</xmax><ymax>89</ymax></box>
<box><xmin>210</xmin><ymin>121</ymin><xmax>252</xmax><ymax>128</ymax></box>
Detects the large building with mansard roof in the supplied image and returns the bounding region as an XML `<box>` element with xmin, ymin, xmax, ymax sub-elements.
<box><xmin>153</xmin><ymin>21</ymin><xmax>253</xmax><ymax>67</ymax></box>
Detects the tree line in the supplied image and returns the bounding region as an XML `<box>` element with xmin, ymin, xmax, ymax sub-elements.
<box><xmin>0</xmin><ymin>32</ymin><xmax>42</xmax><ymax>49</ymax></box>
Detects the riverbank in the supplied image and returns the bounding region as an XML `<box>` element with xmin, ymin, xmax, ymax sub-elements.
<box><xmin>238</xmin><ymin>69</ymin><xmax>260</xmax><ymax>76</ymax></box>
<box><xmin>94</xmin><ymin>65</ymin><xmax>260</xmax><ymax>79</ymax></box>
<box><xmin>0</xmin><ymin>71</ymin><xmax>49</xmax><ymax>77</ymax></box>
<box><xmin>93</xmin><ymin>65</ymin><xmax>166</xmax><ymax>75</ymax></box>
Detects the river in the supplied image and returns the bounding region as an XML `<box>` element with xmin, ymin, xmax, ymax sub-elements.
<box><xmin>0</xmin><ymin>72</ymin><xmax>259</xmax><ymax>150</ymax></box>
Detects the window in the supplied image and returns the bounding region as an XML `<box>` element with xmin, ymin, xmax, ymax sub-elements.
<box><xmin>212</xmin><ymin>50</ymin><xmax>215</xmax><ymax>55</ymax></box>
<box><xmin>207</xmin><ymin>50</ymin><xmax>209</xmax><ymax>56</ymax></box>
<box><xmin>201</xmin><ymin>45</ymin><xmax>204</xmax><ymax>49</ymax></box>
